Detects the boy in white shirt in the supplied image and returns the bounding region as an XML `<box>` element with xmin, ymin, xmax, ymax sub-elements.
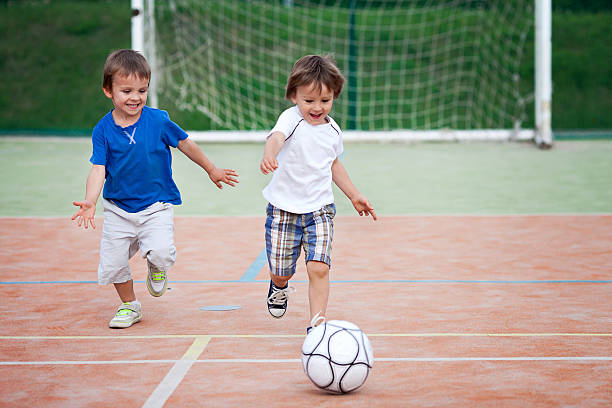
<box><xmin>260</xmin><ymin>55</ymin><xmax>377</xmax><ymax>332</ymax></box>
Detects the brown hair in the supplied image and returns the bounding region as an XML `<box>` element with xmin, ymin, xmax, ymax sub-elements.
<box><xmin>102</xmin><ymin>49</ymin><xmax>151</xmax><ymax>91</ymax></box>
<box><xmin>285</xmin><ymin>55</ymin><xmax>344</xmax><ymax>100</ymax></box>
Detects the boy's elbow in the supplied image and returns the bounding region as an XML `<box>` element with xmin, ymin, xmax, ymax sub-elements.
<box><xmin>92</xmin><ymin>164</ymin><xmax>105</xmax><ymax>173</ymax></box>
<box><xmin>268</xmin><ymin>131</ymin><xmax>286</xmax><ymax>144</ymax></box>
<box><xmin>177</xmin><ymin>138</ymin><xmax>189</xmax><ymax>150</ymax></box>
<box><xmin>331</xmin><ymin>158</ymin><xmax>341</xmax><ymax>173</ymax></box>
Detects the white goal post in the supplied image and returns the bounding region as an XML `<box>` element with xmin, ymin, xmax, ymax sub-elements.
<box><xmin>534</xmin><ymin>0</ymin><xmax>552</xmax><ymax>146</ymax></box>
<box><xmin>131</xmin><ymin>0</ymin><xmax>552</xmax><ymax>147</ymax></box>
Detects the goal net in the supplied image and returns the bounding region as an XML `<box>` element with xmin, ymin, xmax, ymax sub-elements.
<box><xmin>137</xmin><ymin>0</ymin><xmax>536</xmax><ymax>142</ymax></box>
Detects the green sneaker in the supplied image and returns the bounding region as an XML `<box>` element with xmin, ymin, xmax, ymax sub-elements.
<box><xmin>147</xmin><ymin>260</ymin><xmax>168</xmax><ymax>297</ymax></box>
<box><xmin>109</xmin><ymin>302</ymin><xmax>142</xmax><ymax>328</ymax></box>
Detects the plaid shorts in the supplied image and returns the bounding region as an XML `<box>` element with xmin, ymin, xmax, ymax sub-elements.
<box><xmin>265</xmin><ymin>203</ymin><xmax>336</xmax><ymax>277</ymax></box>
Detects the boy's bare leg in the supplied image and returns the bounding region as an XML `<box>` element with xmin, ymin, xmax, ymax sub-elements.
<box><xmin>269</xmin><ymin>272</ymin><xmax>291</xmax><ymax>288</ymax></box>
<box><xmin>306</xmin><ymin>260</ymin><xmax>330</xmax><ymax>323</ymax></box>
<box><xmin>114</xmin><ymin>280</ymin><xmax>136</xmax><ymax>303</ymax></box>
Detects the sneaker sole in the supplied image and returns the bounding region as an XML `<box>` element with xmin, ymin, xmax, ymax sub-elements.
<box><xmin>268</xmin><ymin>306</ymin><xmax>286</xmax><ymax>318</ymax></box>
<box><xmin>109</xmin><ymin>316</ymin><xmax>142</xmax><ymax>329</ymax></box>
<box><xmin>147</xmin><ymin>276</ymin><xmax>168</xmax><ymax>297</ymax></box>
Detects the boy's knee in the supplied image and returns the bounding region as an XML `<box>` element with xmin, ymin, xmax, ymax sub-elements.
<box><xmin>270</xmin><ymin>272</ymin><xmax>291</xmax><ymax>287</ymax></box>
<box><xmin>306</xmin><ymin>260</ymin><xmax>329</xmax><ymax>280</ymax></box>
<box><xmin>146</xmin><ymin>246</ymin><xmax>176</xmax><ymax>269</ymax></box>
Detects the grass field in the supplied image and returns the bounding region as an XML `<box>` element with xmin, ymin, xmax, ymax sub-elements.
<box><xmin>1</xmin><ymin>138</ymin><xmax>610</xmax><ymax>217</ymax></box>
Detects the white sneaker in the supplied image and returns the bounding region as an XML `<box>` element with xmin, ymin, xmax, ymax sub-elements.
<box><xmin>109</xmin><ymin>302</ymin><xmax>142</xmax><ymax>328</ymax></box>
<box><xmin>147</xmin><ymin>260</ymin><xmax>168</xmax><ymax>297</ymax></box>
<box><xmin>307</xmin><ymin>312</ymin><xmax>326</xmax><ymax>334</ymax></box>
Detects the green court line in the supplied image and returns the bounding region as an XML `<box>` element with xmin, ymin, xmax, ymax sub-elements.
<box><xmin>2</xmin><ymin>130</ymin><xmax>612</xmax><ymax>140</ymax></box>
<box><xmin>0</xmin><ymin>129</ymin><xmax>90</xmax><ymax>137</ymax></box>
<box><xmin>554</xmin><ymin>131</ymin><xmax>612</xmax><ymax>140</ymax></box>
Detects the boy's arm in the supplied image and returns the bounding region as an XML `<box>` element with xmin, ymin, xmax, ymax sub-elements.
<box><xmin>331</xmin><ymin>158</ymin><xmax>377</xmax><ymax>220</ymax></box>
<box><xmin>260</xmin><ymin>131</ymin><xmax>285</xmax><ymax>174</ymax></box>
<box><xmin>177</xmin><ymin>138</ymin><xmax>239</xmax><ymax>189</ymax></box>
<box><xmin>72</xmin><ymin>164</ymin><xmax>106</xmax><ymax>229</ymax></box>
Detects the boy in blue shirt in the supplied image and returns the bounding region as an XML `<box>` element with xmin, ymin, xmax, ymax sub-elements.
<box><xmin>72</xmin><ymin>49</ymin><xmax>239</xmax><ymax>328</ymax></box>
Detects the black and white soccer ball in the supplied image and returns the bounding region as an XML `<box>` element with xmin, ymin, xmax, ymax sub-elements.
<box><xmin>301</xmin><ymin>320</ymin><xmax>374</xmax><ymax>394</ymax></box>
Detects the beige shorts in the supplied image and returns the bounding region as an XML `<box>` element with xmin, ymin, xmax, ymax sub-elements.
<box><xmin>98</xmin><ymin>199</ymin><xmax>176</xmax><ymax>285</ymax></box>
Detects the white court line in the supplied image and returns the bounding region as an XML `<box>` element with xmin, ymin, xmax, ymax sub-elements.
<box><xmin>374</xmin><ymin>357</ymin><xmax>612</xmax><ymax>362</ymax></box>
<box><xmin>2</xmin><ymin>332</ymin><xmax>612</xmax><ymax>340</ymax></box>
<box><xmin>2</xmin><ymin>356</ymin><xmax>611</xmax><ymax>365</ymax></box>
<box><xmin>141</xmin><ymin>335</ymin><xmax>211</xmax><ymax>408</ymax></box>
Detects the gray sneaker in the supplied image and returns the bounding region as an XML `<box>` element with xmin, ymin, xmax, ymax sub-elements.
<box><xmin>109</xmin><ymin>302</ymin><xmax>142</xmax><ymax>328</ymax></box>
<box><xmin>147</xmin><ymin>260</ymin><xmax>168</xmax><ymax>297</ymax></box>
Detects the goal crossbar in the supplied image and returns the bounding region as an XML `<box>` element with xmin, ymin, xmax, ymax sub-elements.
<box><xmin>131</xmin><ymin>0</ymin><xmax>551</xmax><ymax>146</ymax></box>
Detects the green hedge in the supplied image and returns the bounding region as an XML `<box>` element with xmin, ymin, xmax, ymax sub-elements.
<box><xmin>0</xmin><ymin>0</ymin><xmax>610</xmax><ymax>131</ymax></box>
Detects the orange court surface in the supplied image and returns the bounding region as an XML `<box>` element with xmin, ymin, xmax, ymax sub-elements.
<box><xmin>1</xmin><ymin>215</ymin><xmax>611</xmax><ymax>407</ymax></box>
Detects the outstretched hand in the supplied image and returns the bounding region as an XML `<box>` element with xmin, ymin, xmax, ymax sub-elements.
<box><xmin>209</xmin><ymin>167</ymin><xmax>239</xmax><ymax>189</ymax></box>
<box><xmin>72</xmin><ymin>200</ymin><xmax>97</xmax><ymax>229</ymax></box>
<box><xmin>351</xmin><ymin>195</ymin><xmax>377</xmax><ymax>221</ymax></box>
<box><xmin>260</xmin><ymin>156</ymin><xmax>278</xmax><ymax>175</ymax></box>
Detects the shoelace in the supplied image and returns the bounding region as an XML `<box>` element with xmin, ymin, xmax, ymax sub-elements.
<box><xmin>115</xmin><ymin>308</ymin><xmax>133</xmax><ymax>317</ymax></box>
<box><xmin>267</xmin><ymin>286</ymin><xmax>295</xmax><ymax>305</ymax></box>
<box><xmin>310</xmin><ymin>311</ymin><xmax>326</xmax><ymax>328</ymax></box>
<box><xmin>115</xmin><ymin>303</ymin><xmax>135</xmax><ymax>317</ymax></box>
<box><xmin>151</xmin><ymin>269</ymin><xmax>166</xmax><ymax>282</ymax></box>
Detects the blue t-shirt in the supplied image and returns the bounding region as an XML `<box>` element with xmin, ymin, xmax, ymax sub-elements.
<box><xmin>90</xmin><ymin>106</ymin><xmax>188</xmax><ymax>213</ymax></box>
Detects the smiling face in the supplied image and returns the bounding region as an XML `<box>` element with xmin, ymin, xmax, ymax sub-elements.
<box><xmin>103</xmin><ymin>74</ymin><xmax>149</xmax><ymax>127</ymax></box>
<box><xmin>291</xmin><ymin>82</ymin><xmax>334</xmax><ymax>126</ymax></box>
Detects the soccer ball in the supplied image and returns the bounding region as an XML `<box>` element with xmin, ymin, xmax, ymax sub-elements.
<box><xmin>301</xmin><ymin>320</ymin><xmax>374</xmax><ymax>394</ymax></box>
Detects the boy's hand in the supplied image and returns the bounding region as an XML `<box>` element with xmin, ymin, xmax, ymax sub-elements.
<box><xmin>351</xmin><ymin>195</ymin><xmax>377</xmax><ymax>221</ymax></box>
<box><xmin>209</xmin><ymin>167</ymin><xmax>239</xmax><ymax>189</ymax></box>
<box><xmin>260</xmin><ymin>156</ymin><xmax>278</xmax><ymax>174</ymax></box>
<box><xmin>71</xmin><ymin>200</ymin><xmax>97</xmax><ymax>229</ymax></box>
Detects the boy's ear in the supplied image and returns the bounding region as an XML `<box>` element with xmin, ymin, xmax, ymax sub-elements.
<box><xmin>102</xmin><ymin>86</ymin><xmax>113</xmax><ymax>99</ymax></box>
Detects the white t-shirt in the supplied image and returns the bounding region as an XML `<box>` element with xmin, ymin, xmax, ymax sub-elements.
<box><xmin>262</xmin><ymin>105</ymin><xmax>344</xmax><ymax>214</ymax></box>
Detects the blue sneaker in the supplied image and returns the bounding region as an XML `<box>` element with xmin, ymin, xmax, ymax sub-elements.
<box><xmin>267</xmin><ymin>281</ymin><xmax>294</xmax><ymax>318</ymax></box>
